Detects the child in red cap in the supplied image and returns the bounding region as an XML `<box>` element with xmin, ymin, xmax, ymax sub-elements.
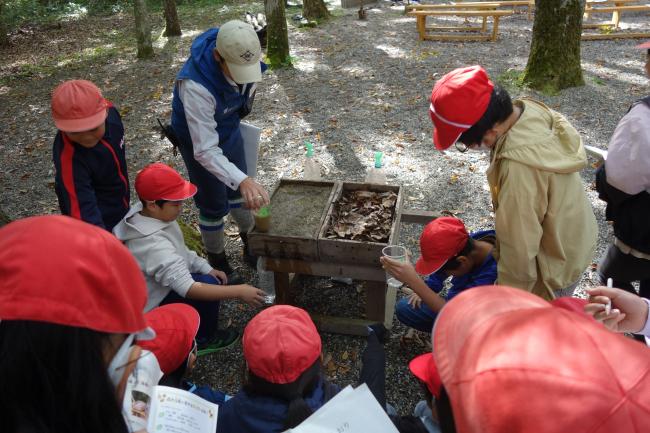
<box><xmin>429</xmin><ymin>285</ymin><xmax>650</xmax><ymax>433</ymax></box>
<box><xmin>51</xmin><ymin>80</ymin><xmax>130</xmax><ymax>232</ymax></box>
<box><xmin>113</xmin><ymin>162</ymin><xmax>265</xmax><ymax>354</ymax></box>
<box><xmin>137</xmin><ymin>303</ymin><xmax>232</xmax><ymax>404</ymax></box>
<box><xmin>595</xmin><ymin>41</ymin><xmax>650</xmax><ymax>302</ymax></box>
<box><xmin>429</xmin><ymin>66</ymin><xmax>597</xmax><ymax>300</ymax></box>
<box><xmin>216</xmin><ymin>305</ymin><xmax>400</xmax><ymax>432</ymax></box>
<box><xmin>381</xmin><ymin>217</ymin><xmax>497</xmax><ymax>333</ymax></box>
<box><xmin>0</xmin><ymin>215</ymin><xmax>152</xmax><ymax>433</ymax></box>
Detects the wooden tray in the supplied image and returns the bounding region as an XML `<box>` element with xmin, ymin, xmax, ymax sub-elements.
<box><xmin>317</xmin><ymin>182</ymin><xmax>403</xmax><ymax>266</ymax></box>
<box><xmin>247</xmin><ymin>179</ymin><xmax>340</xmax><ymax>261</ymax></box>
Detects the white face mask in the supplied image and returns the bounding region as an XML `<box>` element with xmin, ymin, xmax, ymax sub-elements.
<box><xmin>107</xmin><ymin>334</ymin><xmax>135</xmax><ymax>387</ymax></box>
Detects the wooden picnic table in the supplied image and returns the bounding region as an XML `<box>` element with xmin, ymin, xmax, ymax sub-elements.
<box><xmin>408</xmin><ymin>9</ymin><xmax>515</xmax><ymax>41</ymax></box>
<box><xmin>582</xmin><ymin>0</ymin><xmax>650</xmax><ymax>39</ymax></box>
<box><xmin>247</xmin><ymin>179</ymin><xmax>439</xmax><ymax>336</ymax></box>
<box><xmin>406</xmin><ymin>1</ymin><xmax>534</xmax><ymax>20</ymax></box>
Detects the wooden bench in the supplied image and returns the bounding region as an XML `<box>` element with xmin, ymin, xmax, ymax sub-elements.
<box><xmin>406</xmin><ymin>1</ymin><xmax>534</xmax><ymax>20</ymax></box>
<box><xmin>582</xmin><ymin>1</ymin><xmax>650</xmax><ymax>39</ymax></box>
<box><xmin>408</xmin><ymin>9</ymin><xmax>515</xmax><ymax>41</ymax></box>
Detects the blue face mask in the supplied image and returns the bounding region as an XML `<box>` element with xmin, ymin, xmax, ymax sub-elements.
<box><xmin>106</xmin><ymin>334</ymin><xmax>135</xmax><ymax>388</ymax></box>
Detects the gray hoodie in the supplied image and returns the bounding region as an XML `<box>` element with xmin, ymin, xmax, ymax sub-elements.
<box><xmin>113</xmin><ymin>202</ymin><xmax>213</xmax><ymax>311</ymax></box>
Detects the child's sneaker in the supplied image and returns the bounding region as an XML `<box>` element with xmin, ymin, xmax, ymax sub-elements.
<box><xmin>197</xmin><ymin>328</ymin><xmax>240</xmax><ymax>356</ymax></box>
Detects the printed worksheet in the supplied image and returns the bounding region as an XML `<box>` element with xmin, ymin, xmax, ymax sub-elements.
<box><xmin>147</xmin><ymin>385</ymin><xmax>218</xmax><ymax>433</ymax></box>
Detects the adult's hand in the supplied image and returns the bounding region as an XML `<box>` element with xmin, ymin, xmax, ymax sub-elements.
<box><xmin>239</xmin><ymin>177</ymin><xmax>270</xmax><ymax>211</ymax></box>
<box><xmin>585</xmin><ymin>286</ymin><xmax>649</xmax><ymax>334</ymax></box>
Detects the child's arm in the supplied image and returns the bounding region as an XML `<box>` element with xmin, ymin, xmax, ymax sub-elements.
<box><xmin>186</xmin><ymin>281</ymin><xmax>265</xmax><ymax>307</ymax></box>
<box><xmin>380</xmin><ymin>257</ymin><xmax>446</xmax><ymax>313</ymax></box>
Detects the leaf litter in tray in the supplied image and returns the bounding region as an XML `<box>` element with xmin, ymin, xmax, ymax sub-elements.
<box><xmin>325</xmin><ymin>190</ymin><xmax>397</xmax><ymax>242</ymax></box>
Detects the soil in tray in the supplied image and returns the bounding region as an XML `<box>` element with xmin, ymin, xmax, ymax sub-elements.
<box><xmin>263</xmin><ymin>183</ymin><xmax>332</xmax><ymax>238</ymax></box>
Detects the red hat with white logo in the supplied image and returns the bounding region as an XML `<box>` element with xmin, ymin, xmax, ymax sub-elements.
<box><xmin>0</xmin><ymin>216</ymin><xmax>151</xmax><ymax>337</ymax></box>
<box><xmin>243</xmin><ymin>305</ymin><xmax>322</xmax><ymax>384</ymax></box>
<box><xmin>135</xmin><ymin>163</ymin><xmax>197</xmax><ymax>202</ymax></box>
<box><xmin>415</xmin><ymin>217</ymin><xmax>469</xmax><ymax>275</ymax></box>
<box><xmin>137</xmin><ymin>304</ymin><xmax>200</xmax><ymax>374</ymax></box>
<box><xmin>51</xmin><ymin>80</ymin><xmax>109</xmax><ymax>132</ymax></box>
<box><xmin>429</xmin><ymin>65</ymin><xmax>494</xmax><ymax>150</ymax></box>
<box><xmin>433</xmin><ymin>285</ymin><xmax>650</xmax><ymax>433</ymax></box>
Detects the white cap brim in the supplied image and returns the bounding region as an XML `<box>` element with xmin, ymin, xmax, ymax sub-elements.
<box><xmin>228</xmin><ymin>61</ymin><xmax>262</xmax><ymax>84</ymax></box>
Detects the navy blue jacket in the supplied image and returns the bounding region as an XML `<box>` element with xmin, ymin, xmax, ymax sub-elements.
<box><xmin>216</xmin><ymin>378</ymin><xmax>339</xmax><ymax>433</ymax></box>
<box><xmin>52</xmin><ymin>106</ymin><xmax>130</xmax><ymax>232</ymax></box>
<box><xmin>171</xmin><ymin>27</ymin><xmax>267</xmax><ymax>158</ymax></box>
<box><xmin>424</xmin><ymin>229</ymin><xmax>498</xmax><ymax>300</ymax></box>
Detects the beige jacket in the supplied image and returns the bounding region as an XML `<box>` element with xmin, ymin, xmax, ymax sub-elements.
<box><xmin>486</xmin><ymin>98</ymin><xmax>597</xmax><ymax>300</ymax></box>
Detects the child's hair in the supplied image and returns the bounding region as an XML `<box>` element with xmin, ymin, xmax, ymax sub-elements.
<box><xmin>439</xmin><ymin>237</ymin><xmax>475</xmax><ymax>272</ymax></box>
<box><xmin>243</xmin><ymin>360</ymin><xmax>327</xmax><ymax>429</ymax></box>
<box><xmin>435</xmin><ymin>386</ymin><xmax>457</xmax><ymax>433</ymax></box>
<box><xmin>159</xmin><ymin>360</ymin><xmax>189</xmax><ymax>388</ymax></box>
<box><xmin>0</xmin><ymin>321</ymin><xmax>130</xmax><ymax>433</ymax></box>
<box><xmin>458</xmin><ymin>84</ymin><xmax>513</xmax><ymax>146</ymax></box>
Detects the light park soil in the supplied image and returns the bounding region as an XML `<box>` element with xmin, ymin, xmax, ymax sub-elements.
<box><xmin>0</xmin><ymin>0</ymin><xmax>648</xmax><ymax>414</ymax></box>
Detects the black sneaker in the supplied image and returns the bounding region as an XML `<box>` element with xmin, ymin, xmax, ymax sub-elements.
<box><xmin>367</xmin><ymin>323</ymin><xmax>389</xmax><ymax>344</ymax></box>
<box><xmin>197</xmin><ymin>328</ymin><xmax>240</xmax><ymax>356</ymax></box>
<box><xmin>207</xmin><ymin>252</ymin><xmax>244</xmax><ymax>285</ymax></box>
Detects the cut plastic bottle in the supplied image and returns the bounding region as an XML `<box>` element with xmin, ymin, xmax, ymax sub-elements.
<box><xmin>256</xmin><ymin>257</ymin><xmax>275</xmax><ymax>305</ymax></box>
<box><xmin>365</xmin><ymin>151</ymin><xmax>387</xmax><ymax>184</ymax></box>
<box><xmin>303</xmin><ymin>141</ymin><xmax>322</xmax><ymax>181</ymax></box>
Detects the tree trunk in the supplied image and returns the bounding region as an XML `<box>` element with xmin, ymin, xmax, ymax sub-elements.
<box><xmin>523</xmin><ymin>0</ymin><xmax>585</xmax><ymax>93</ymax></box>
<box><xmin>303</xmin><ymin>0</ymin><xmax>330</xmax><ymax>20</ymax></box>
<box><xmin>0</xmin><ymin>1</ymin><xmax>9</xmax><ymax>47</ymax></box>
<box><xmin>264</xmin><ymin>0</ymin><xmax>291</xmax><ymax>67</ymax></box>
<box><xmin>134</xmin><ymin>0</ymin><xmax>154</xmax><ymax>59</ymax></box>
<box><xmin>162</xmin><ymin>0</ymin><xmax>182</xmax><ymax>37</ymax></box>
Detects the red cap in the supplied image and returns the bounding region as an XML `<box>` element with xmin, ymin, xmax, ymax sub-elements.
<box><xmin>243</xmin><ymin>305</ymin><xmax>322</xmax><ymax>384</ymax></box>
<box><xmin>430</xmin><ymin>65</ymin><xmax>494</xmax><ymax>150</ymax></box>
<box><xmin>51</xmin><ymin>80</ymin><xmax>109</xmax><ymax>132</ymax></box>
<box><xmin>137</xmin><ymin>304</ymin><xmax>200</xmax><ymax>374</ymax></box>
<box><xmin>415</xmin><ymin>217</ymin><xmax>469</xmax><ymax>275</ymax></box>
<box><xmin>409</xmin><ymin>353</ymin><xmax>442</xmax><ymax>399</ymax></box>
<box><xmin>0</xmin><ymin>216</ymin><xmax>149</xmax><ymax>335</ymax></box>
<box><xmin>433</xmin><ymin>286</ymin><xmax>650</xmax><ymax>433</ymax></box>
<box><xmin>636</xmin><ymin>41</ymin><xmax>650</xmax><ymax>49</ymax></box>
<box><xmin>135</xmin><ymin>163</ymin><xmax>198</xmax><ymax>201</ymax></box>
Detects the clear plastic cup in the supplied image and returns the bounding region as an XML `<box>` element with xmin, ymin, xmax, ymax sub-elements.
<box><xmin>381</xmin><ymin>245</ymin><xmax>407</xmax><ymax>289</ymax></box>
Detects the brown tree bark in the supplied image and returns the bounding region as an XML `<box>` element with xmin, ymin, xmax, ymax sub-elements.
<box><xmin>264</xmin><ymin>0</ymin><xmax>291</xmax><ymax>67</ymax></box>
<box><xmin>303</xmin><ymin>0</ymin><xmax>330</xmax><ymax>20</ymax></box>
<box><xmin>134</xmin><ymin>0</ymin><xmax>154</xmax><ymax>59</ymax></box>
<box><xmin>0</xmin><ymin>1</ymin><xmax>8</xmax><ymax>47</ymax></box>
<box><xmin>523</xmin><ymin>0</ymin><xmax>585</xmax><ymax>93</ymax></box>
<box><xmin>162</xmin><ymin>0</ymin><xmax>182</xmax><ymax>37</ymax></box>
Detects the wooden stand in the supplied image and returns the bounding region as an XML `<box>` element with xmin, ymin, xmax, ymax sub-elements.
<box><xmin>248</xmin><ymin>179</ymin><xmax>439</xmax><ymax>336</ymax></box>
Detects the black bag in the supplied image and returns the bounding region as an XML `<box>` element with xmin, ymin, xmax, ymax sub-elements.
<box><xmin>157</xmin><ymin>118</ymin><xmax>182</xmax><ymax>156</ymax></box>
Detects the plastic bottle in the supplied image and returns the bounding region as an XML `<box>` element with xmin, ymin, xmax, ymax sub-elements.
<box><xmin>256</xmin><ymin>257</ymin><xmax>276</xmax><ymax>304</ymax></box>
<box><xmin>303</xmin><ymin>141</ymin><xmax>322</xmax><ymax>181</ymax></box>
<box><xmin>365</xmin><ymin>151</ymin><xmax>387</xmax><ymax>184</ymax></box>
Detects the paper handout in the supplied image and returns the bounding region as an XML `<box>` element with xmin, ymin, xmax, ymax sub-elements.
<box><xmin>285</xmin><ymin>383</ymin><xmax>399</xmax><ymax>433</ymax></box>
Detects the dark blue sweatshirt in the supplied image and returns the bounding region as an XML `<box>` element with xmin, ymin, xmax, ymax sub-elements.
<box><xmin>52</xmin><ymin>106</ymin><xmax>130</xmax><ymax>232</ymax></box>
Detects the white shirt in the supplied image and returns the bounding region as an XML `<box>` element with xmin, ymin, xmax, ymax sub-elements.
<box><xmin>177</xmin><ymin>78</ymin><xmax>256</xmax><ymax>190</ymax></box>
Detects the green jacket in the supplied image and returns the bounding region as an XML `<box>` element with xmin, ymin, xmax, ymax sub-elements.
<box><xmin>486</xmin><ymin>98</ymin><xmax>597</xmax><ymax>300</ymax></box>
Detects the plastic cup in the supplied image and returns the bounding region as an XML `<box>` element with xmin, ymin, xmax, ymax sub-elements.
<box><xmin>381</xmin><ymin>245</ymin><xmax>407</xmax><ymax>288</ymax></box>
<box><xmin>254</xmin><ymin>206</ymin><xmax>271</xmax><ymax>233</ymax></box>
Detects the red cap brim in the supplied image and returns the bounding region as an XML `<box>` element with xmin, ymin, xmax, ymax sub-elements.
<box><xmin>636</xmin><ymin>41</ymin><xmax>650</xmax><ymax>49</ymax></box>
<box><xmin>431</xmin><ymin>113</ymin><xmax>466</xmax><ymax>151</ymax></box>
<box><xmin>54</xmin><ymin>104</ymin><xmax>108</xmax><ymax>133</ymax></box>
<box><xmin>409</xmin><ymin>353</ymin><xmax>442</xmax><ymax>398</ymax></box>
<box><xmin>160</xmin><ymin>181</ymin><xmax>198</xmax><ymax>201</ymax></box>
<box><xmin>415</xmin><ymin>256</ymin><xmax>444</xmax><ymax>275</ymax></box>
